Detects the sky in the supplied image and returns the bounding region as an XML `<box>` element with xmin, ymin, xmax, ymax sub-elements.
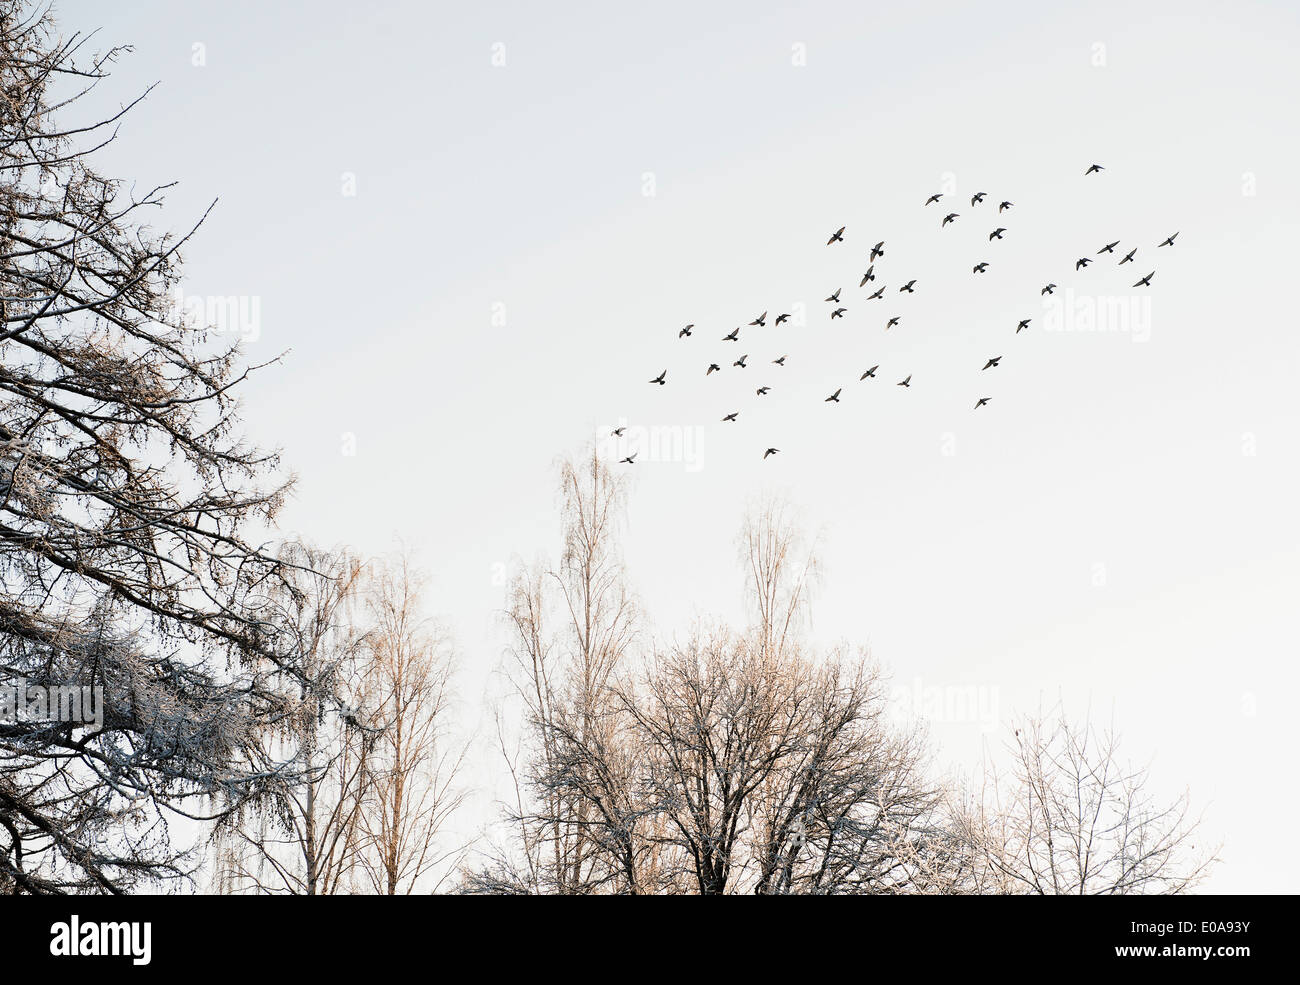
<box><xmin>57</xmin><ymin>0</ymin><xmax>1300</xmax><ymax>892</ymax></box>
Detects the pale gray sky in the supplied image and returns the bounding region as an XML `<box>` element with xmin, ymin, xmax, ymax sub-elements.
<box><xmin>62</xmin><ymin>0</ymin><xmax>1300</xmax><ymax>892</ymax></box>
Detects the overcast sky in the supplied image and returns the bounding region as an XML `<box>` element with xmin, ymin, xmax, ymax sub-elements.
<box><xmin>60</xmin><ymin>0</ymin><xmax>1300</xmax><ymax>892</ymax></box>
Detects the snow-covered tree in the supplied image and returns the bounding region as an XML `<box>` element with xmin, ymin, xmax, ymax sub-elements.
<box><xmin>1</xmin><ymin>1</ymin><xmax>302</xmax><ymax>892</ymax></box>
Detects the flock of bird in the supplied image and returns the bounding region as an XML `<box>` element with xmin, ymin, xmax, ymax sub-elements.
<box><xmin>617</xmin><ymin>164</ymin><xmax>1179</xmax><ymax>462</ymax></box>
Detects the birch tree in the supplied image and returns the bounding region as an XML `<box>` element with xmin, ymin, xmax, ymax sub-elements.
<box><xmin>355</xmin><ymin>552</ymin><xmax>466</xmax><ymax>894</ymax></box>
<box><xmin>212</xmin><ymin>543</ymin><xmax>372</xmax><ymax>895</ymax></box>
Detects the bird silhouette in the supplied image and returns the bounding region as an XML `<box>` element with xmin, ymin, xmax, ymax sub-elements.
<box><xmin>620</xmin><ymin>453</ymin><xmax>637</xmax><ymax>464</ymax></box>
<box><xmin>707</xmin><ymin>363</ymin><xmax>721</xmax><ymax>375</ymax></box>
<box><xmin>942</xmin><ymin>212</ymin><xmax>959</xmax><ymax>227</ymax></box>
<box><xmin>1158</xmin><ymin>232</ymin><xmax>1179</xmax><ymax>247</ymax></box>
<box><xmin>1119</xmin><ymin>248</ymin><xmax>1137</xmax><ymax>265</ymax></box>
<box><xmin>925</xmin><ymin>193</ymin><xmax>943</xmax><ymax>206</ymax></box>
<box><xmin>870</xmin><ymin>241</ymin><xmax>885</xmax><ymax>261</ymax></box>
<box><xmin>974</xmin><ymin>397</ymin><xmax>990</xmax><ymax>409</ymax></box>
<box><xmin>773</xmin><ymin>355</ymin><xmax>786</xmax><ymax>366</ymax></box>
<box><xmin>1017</xmin><ymin>318</ymin><xmax>1031</xmax><ymax>333</ymax></box>
<box><xmin>612</xmin><ymin>427</ymin><xmax>626</xmax><ymax>437</ymax></box>
<box><xmin>750</xmin><ymin>311</ymin><xmax>767</xmax><ymax>326</ymax></box>
<box><xmin>1098</xmin><ymin>241</ymin><xmax>1120</xmax><ymax>254</ymax></box>
<box><xmin>886</xmin><ymin>316</ymin><xmax>900</xmax><ymax>329</ymax></box>
<box><xmin>826</xmin><ymin>288</ymin><xmax>842</xmax><ymax>303</ymax></box>
<box><xmin>775</xmin><ymin>312</ymin><xmax>791</xmax><ymax>325</ymax></box>
<box><xmin>763</xmin><ymin>447</ymin><xmax>780</xmax><ymax>459</ymax></box>
<box><xmin>649</xmin><ymin>370</ymin><xmax>666</xmax><ymax>385</ymax></box>
<box><xmin>859</xmin><ymin>265</ymin><xmax>876</xmax><ymax>286</ymax></box>
<box><xmin>825</xmin><ymin>388</ymin><xmax>842</xmax><ymax>403</ymax></box>
<box><xmin>756</xmin><ymin>386</ymin><xmax>770</xmax><ymax>396</ymax></box>
<box><xmin>999</xmin><ymin>201</ymin><xmax>1013</xmax><ymax>212</ymax></box>
<box><xmin>989</xmin><ymin>228</ymin><xmax>1006</xmax><ymax>241</ymax></box>
<box><xmin>1133</xmin><ymin>271</ymin><xmax>1154</xmax><ymax>287</ymax></box>
<box><xmin>734</xmin><ymin>354</ymin><xmax>748</xmax><ymax>368</ymax></box>
<box><xmin>1041</xmin><ymin>283</ymin><xmax>1057</xmax><ymax>295</ymax></box>
<box><xmin>1085</xmin><ymin>163</ymin><xmax>1104</xmax><ymax>175</ymax></box>
<box><xmin>723</xmin><ymin>328</ymin><xmax>740</xmax><ymax>341</ymax></box>
<box><xmin>722</xmin><ymin>412</ymin><xmax>738</xmax><ymax>422</ymax></box>
<box><xmin>1076</xmin><ymin>257</ymin><xmax>1092</xmax><ymax>270</ymax></box>
<box><xmin>897</xmin><ymin>375</ymin><xmax>912</xmax><ymax>387</ymax></box>
<box><xmin>972</xmin><ymin>191</ymin><xmax>987</xmax><ymax>205</ymax></box>
<box><xmin>982</xmin><ymin>356</ymin><xmax>1001</xmax><ymax>370</ymax></box>
<box><xmin>831</xmin><ymin>307</ymin><xmax>847</xmax><ymax>319</ymax></box>
<box><xmin>900</xmin><ymin>280</ymin><xmax>917</xmax><ymax>293</ymax></box>
<box><xmin>867</xmin><ymin>286</ymin><xmax>886</xmax><ymax>300</ymax></box>
<box><xmin>973</xmin><ymin>262</ymin><xmax>989</xmax><ymax>274</ymax></box>
<box><xmin>827</xmin><ymin>226</ymin><xmax>845</xmax><ymax>245</ymax></box>
<box><xmin>860</xmin><ymin>365</ymin><xmax>878</xmax><ymax>380</ymax></box>
<box><xmin>679</xmin><ymin>324</ymin><xmax>693</xmax><ymax>338</ymax></box>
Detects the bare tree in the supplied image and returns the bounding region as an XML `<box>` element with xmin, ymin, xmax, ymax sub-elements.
<box><xmin>472</xmin><ymin>493</ymin><xmax>940</xmax><ymax>895</ymax></box>
<box><xmin>953</xmin><ymin>708</ymin><xmax>1217</xmax><ymax>894</ymax></box>
<box><xmin>469</xmin><ymin>448</ymin><xmax>639</xmax><ymax>893</ymax></box>
<box><xmin>212</xmin><ymin>543</ymin><xmax>372</xmax><ymax>895</ymax></box>
<box><xmin>354</xmin><ymin>551</ymin><xmax>467</xmax><ymax>894</ymax></box>
<box><xmin>1</xmin><ymin>3</ymin><xmax>308</xmax><ymax>893</ymax></box>
<box><xmin>740</xmin><ymin>494</ymin><xmax>820</xmax><ymax>659</ymax></box>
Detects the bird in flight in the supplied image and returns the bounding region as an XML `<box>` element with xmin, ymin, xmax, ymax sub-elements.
<box><xmin>649</xmin><ymin>370</ymin><xmax>666</xmax><ymax>385</ymax></box>
<box><xmin>1158</xmin><ymin>232</ymin><xmax>1179</xmax><ymax>247</ymax></box>
<box><xmin>825</xmin><ymin>388</ymin><xmax>842</xmax><ymax>403</ymax></box>
<box><xmin>886</xmin><ymin>316</ymin><xmax>900</xmax><ymax>329</ymax></box>
<box><xmin>870</xmin><ymin>241</ymin><xmax>885</xmax><ymax>261</ymax></box>
<box><xmin>831</xmin><ymin>307</ymin><xmax>847</xmax><ymax>319</ymax></box>
<box><xmin>707</xmin><ymin>363</ymin><xmax>721</xmax><ymax>375</ymax></box>
<box><xmin>612</xmin><ymin>427</ymin><xmax>626</xmax><ymax>437</ymax></box>
<box><xmin>750</xmin><ymin>311</ymin><xmax>767</xmax><ymax>326</ymax></box>
<box><xmin>826</xmin><ymin>288</ymin><xmax>842</xmax><ymax>303</ymax></box>
<box><xmin>734</xmin><ymin>354</ymin><xmax>748</xmax><ymax>368</ymax></box>
<box><xmin>775</xmin><ymin>312</ymin><xmax>791</xmax><ymax>325</ymax></box>
<box><xmin>860</xmin><ymin>365</ymin><xmax>878</xmax><ymax>380</ymax></box>
<box><xmin>925</xmin><ymin>193</ymin><xmax>943</xmax><ymax>206</ymax></box>
<box><xmin>722</xmin><ymin>412</ymin><xmax>738</xmax><ymax>422</ymax></box>
<box><xmin>620</xmin><ymin>452</ymin><xmax>637</xmax><ymax>464</ymax></box>
<box><xmin>756</xmin><ymin>386</ymin><xmax>770</xmax><ymax>396</ymax></box>
<box><xmin>999</xmin><ymin>201</ymin><xmax>1013</xmax><ymax>212</ymax></box>
<box><xmin>859</xmin><ymin>265</ymin><xmax>876</xmax><ymax>286</ymax></box>
<box><xmin>1017</xmin><ymin>318</ymin><xmax>1031</xmax><ymax>333</ymax></box>
<box><xmin>973</xmin><ymin>262</ymin><xmax>989</xmax><ymax>274</ymax></box>
<box><xmin>763</xmin><ymin>447</ymin><xmax>780</xmax><ymax>459</ymax></box>
<box><xmin>1098</xmin><ymin>241</ymin><xmax>1120</xmax><ymax>254</ymax></box>
<box><xmin>773</xmin><ymin>355</ymin><xmax>786</xmax><ymax>366</ymax></box>
<box><xmin>1085</xmin><ymin>163</ymin><xmax>1104</xmax><ymax>175</ymax></box>
<box><xmin>679</xmin><ymin>324</ymin><xmax>693</xmax><ymax>338</ymax></box>
<box><xmin>972</xmin><ymin>191</ymin><xmax>987</xmax><ymax>205</ymax></box>
<box><xmin>982</xmin><ymin>356</ymin><xmax>1002</xmax><ymax>370</ymax></box>
<box><xmin>1119</xmin><ymin>248</ymin><xmax>1137</xmax><ymax>265</ymax></box>
<box><xmin>1041</xmin><ymin>283</ymin><xmax>1057</xmax><ymax>295</ymax></box>
<box><xmin>900</xmin><ymin>280</ymin><xmax>917</xmax><ymax>293</ymax></box>
<box><xmin>989</xmin><ymin>227</ymin><xmax>1006</xmax><ymax>241</ymax></box>
<box><xmin>1133</xmin><ymin>271</ymin><xmax>1154</xmax><ymax>287</ymax></box>
<box><xmin>867</xmin><ymin>286</ymin><xmax>886</xmax><ymax>300</ymax></box>
<box><xmin>974</xmin><ymin>397</ymin><xmax>990</xmax><ymax>409</ymax></box>
<box><xmin>942</xmin><ymin>212</ymin><xmax>960</xmax><ymax>227</ymax></box>
<box><xmin>1076</xmin><ymin>257</ymin><xmax>1092</xmax><ymax>270</ymax></box>
<box><xmin>897</xmin><ymin>375</ymin><xmax>912</xmax><ymax>387</ymax></box>
<box><xmin>827</xmin><ymin>226</ymin><xmax>845</xmax><ymax>245</ymax></box>
<box><xmin>723</xmin><ymin>327</ymin><xmax>740</xmax><ymax>341</ymax></box>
